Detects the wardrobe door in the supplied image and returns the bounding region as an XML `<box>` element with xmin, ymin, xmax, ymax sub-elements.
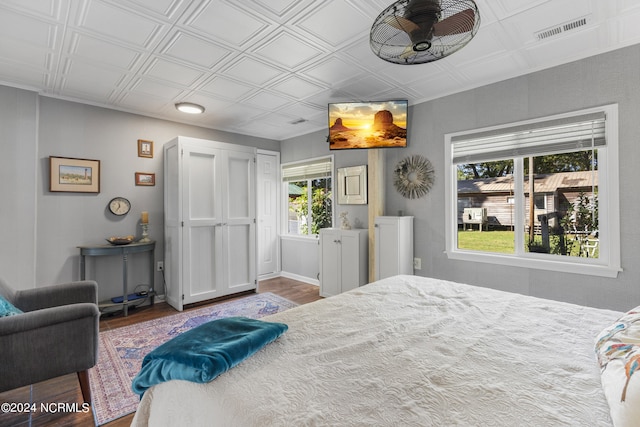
<box><xmin>164</xmin><ymin>142</ymin><xmax>182</xmax><ymax>310</ymax></box>
<box><xmin>339</xmin><ymin>230</ymin><xmax>364</xmax><ymax>293</ymax></box>
<box><xmin>375</xmin><ymin>216</ymin><xmax>414</xmax><ymax>280</ymax></box>
<box><xmin>183</xmin><ymin>146</ymin><xmax>225</xmax><ymax>304</ymax></box>
<box><xmin>319</xmin><ymin>229</ymin><xmax>341</xmax><ymax>297</ymax></box>
<box><xmin>223</xmin><ymin>149</ymin><xmax>256</xmax><ymax>293</ymax></box>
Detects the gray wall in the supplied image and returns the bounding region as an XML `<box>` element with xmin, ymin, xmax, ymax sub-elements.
<box><xmin>2</xmin><ymin>93</ymin><xmax>278</xmax><ymax>302</ymax></box>
<box><xmin>280</xmin><ymin>130</ymin><xmax>369</xmax><ymax>280</ymax></box>
<box><xmin>0</xmin><ymin>86</ymin><xmax>38</xmax><ymax>287</ymax></box>
<box><xmin>281</xmin><ymin>44</ymin><xmax>640</xmax><ymax>311</ymax></box>
<box><xmin>3</xmin><ymin>43</ymin><xmax>639</xmax><ymax>310</ymax></box>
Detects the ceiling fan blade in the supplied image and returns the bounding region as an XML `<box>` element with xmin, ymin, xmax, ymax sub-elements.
<box><xmin>433</xmin><ymin>8</ymin><xmax>475</xmax><ymax>36</ymax></box>
<box><xmin>384</xmin><ymin>15</ymin><xmax>420</xmax><ymax>33</ymax></box>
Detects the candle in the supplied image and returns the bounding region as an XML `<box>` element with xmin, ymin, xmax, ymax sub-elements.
<box><xmin>141</xmin><ymin>211</ymin><xmax>148</xmax><ymax>224</ymax></box>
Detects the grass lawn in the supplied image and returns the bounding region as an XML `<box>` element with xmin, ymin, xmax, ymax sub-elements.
<box><xmin>457</xmin><ymin>229</ymin><xmax>598</xmax><ymax>257</ymax></box>
<box><xmin>458</xmin><ymin>230</ymin><xmax>515</xmax><ymax>253</ymax></box>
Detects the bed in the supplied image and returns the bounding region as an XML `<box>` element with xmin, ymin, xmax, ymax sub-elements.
<box><xmin>131</xmin><ymin>275</ymin><xmax>638</xmax><ymax>427</ymax></box>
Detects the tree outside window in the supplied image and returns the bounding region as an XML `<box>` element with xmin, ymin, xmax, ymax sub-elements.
<box><xmin>288</xmin><ymin>179</ymin><xmax>332</xmax><ymax>235</ymax></box>
<box><xmin>283</xmin><ymin>157</ymin><xmax>333</xmax><ymax>236</ymax></box>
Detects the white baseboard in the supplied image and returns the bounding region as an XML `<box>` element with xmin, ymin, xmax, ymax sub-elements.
<box><xmin>278</xmin><ymin>271</ymin><xmax>319</xmax><ymax>286</ymax></box>
<box><xmin>258</xmin><ymin>272</ymin><xmax>281</xmax><ymax>281</ymax></box>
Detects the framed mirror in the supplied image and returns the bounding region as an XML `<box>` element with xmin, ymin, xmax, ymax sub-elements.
<box><xmin>337</xmin><ymin>165</ymin><xmax>367</xmax><ymax>205</ymax></box>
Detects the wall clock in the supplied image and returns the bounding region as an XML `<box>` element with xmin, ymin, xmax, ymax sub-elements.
<box><xmin>108</xmin><ymin>197</ymin><xmax>131</xmax><ymax>216</ymax></box>
<box><xmin>393</xmin><ymin>155</ymin><xmax>435</xmax><ymax>199</ymax></box>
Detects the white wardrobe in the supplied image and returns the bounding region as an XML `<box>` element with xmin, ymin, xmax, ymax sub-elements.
<box><xmin>164</xmin><ymin>136</ymin><xmax>257</xmax><ymax>311</ymax></box>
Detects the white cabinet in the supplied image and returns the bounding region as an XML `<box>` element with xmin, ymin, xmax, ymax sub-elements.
<box><xmin>164</xmin><ymin>136</ymin><xmax>257</xmax><ymax>311</ymax></box>
<box><xmin>319</xmin><ymin>228</ymin><xmax>368</xmax><ymax>297</ymax></box>
<box><xmin>375</xmin><ymin>216</ymin><xmax>414</xmax><ymax>280</ymax></box>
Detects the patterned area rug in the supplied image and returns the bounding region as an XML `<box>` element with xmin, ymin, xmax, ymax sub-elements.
<box><xmin>90</xmin><ymin>292</ymin><xmax>298</xmax><ymax>426</ymax></box>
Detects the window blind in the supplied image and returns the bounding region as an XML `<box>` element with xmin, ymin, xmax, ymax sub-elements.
<box><xmin>282</xmin><ymin>158</ymin><xmax>332</xmax><ymax>181</ymax></box>
<box><xmin>452</xmin><ymin>112</ymin><xmax>606</xmax><ymax>164</ymax></box>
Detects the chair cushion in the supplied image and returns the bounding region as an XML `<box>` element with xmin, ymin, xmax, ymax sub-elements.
<box><xmin>0</xmin><ymin>295</ymin><xmax>23</xmax><ymax>317</ymax></box>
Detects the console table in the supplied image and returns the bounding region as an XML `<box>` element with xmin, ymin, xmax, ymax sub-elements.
<box><xmin>78</xmin><ymin>240</ymin><xmax>155</xmax><ymax>316</ymax></box>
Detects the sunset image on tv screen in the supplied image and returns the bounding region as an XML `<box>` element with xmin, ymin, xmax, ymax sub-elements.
<box><xmin>328</xmin><ymin>100</ymin><xmax>407</xmax><ymax>149</ymax></box>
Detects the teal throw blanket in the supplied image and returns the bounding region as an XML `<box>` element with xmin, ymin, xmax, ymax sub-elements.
<box><xmin>132</xmin><ymin>316</ymin><xmax>288</xmax><ymax>396</ymax></box>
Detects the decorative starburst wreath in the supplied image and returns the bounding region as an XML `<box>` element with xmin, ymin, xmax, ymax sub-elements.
<box><xmin>393</xmin><ymin>155</ymin><xmax>435</xmax><ymax>199</ymax></box>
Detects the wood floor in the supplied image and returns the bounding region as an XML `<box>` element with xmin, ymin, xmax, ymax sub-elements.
<box><xmin>0</xmin><ymin>277</ymin><xmax>321</xmax><ymax>427</ymax></box>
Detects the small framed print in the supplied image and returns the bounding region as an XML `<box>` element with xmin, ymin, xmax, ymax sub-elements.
<box><xmin>49</xmin><ymin>156</ymin><xmax>100</xmax><ymax>193</ymax></box>
<box><xmin>135</xmin><ymin>172</ymin><xmax>155</xmax><ymax>186</ymax></box>
<box><xmin>137</xmin><ymin>139</ymin><xmax>153</xmax><ymax>158</ymax></box>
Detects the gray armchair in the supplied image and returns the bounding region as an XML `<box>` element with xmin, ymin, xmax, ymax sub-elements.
<box><xmin>0</xmin><ymin>278</ymin><xmax>100</xmax><ymax>404</ymax></box>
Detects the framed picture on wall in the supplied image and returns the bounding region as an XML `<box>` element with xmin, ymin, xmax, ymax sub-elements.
<box><xmin>135</xmin><ymin>172</ymin><xmax>155</xmax><ymax>186</ymax></box>
<box><xmin>49</xmin><ymin>156</ymin><xmax>100</xmax><ymax>193</ymax></box>
<box><xmin>138</xmin><ymin>139</ymin><xmax>153</xmax><ymax>158</ymax></box>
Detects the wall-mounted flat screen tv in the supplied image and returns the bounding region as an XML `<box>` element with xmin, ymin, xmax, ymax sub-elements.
<box><xmin>328</xmin><ymin>100</ymin><xmax>408</xmax><ymax>150</ymax></box>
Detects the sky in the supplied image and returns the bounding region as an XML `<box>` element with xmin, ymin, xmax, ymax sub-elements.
<box><xmin>328</xmin><ymin>100</ymin><xmax>408</xmax><ymax>129</ymax></box>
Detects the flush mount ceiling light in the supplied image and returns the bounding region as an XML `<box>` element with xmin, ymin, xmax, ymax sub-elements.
<box><xmin>175</xmin><ymin>102</ymin><xmax>205</xmax><ymax>114</ymax></box>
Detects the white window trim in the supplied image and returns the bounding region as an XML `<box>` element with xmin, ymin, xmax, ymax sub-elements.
<box><xmin>444</xmin><ymin>105</ymin><xmax>621</xmax><ymax>278</ymax></box>
<box><xmin>281</xmin><ymin>155</ymin><xmax>334</xmax><ymax>239</ymax></box>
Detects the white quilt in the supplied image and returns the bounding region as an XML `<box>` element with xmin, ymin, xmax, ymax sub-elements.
<box><xmin>132</xmin><ymin>275</ymin><xmax>620</xmax><ymax>426</ymax></box>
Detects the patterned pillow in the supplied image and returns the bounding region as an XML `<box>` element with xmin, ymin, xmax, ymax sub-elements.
<box><xmin>595</xmin><ymin>306</ymin><xmax>640</xmax><ymax>427</ymax></box>
<box><xmin>0</xmin><ymin>295</ymin><xmax>23</xmax><ymax>317</ymax></box>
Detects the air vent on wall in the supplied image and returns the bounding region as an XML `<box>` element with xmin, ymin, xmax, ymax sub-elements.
<box><xmin>535</xmin><ymin>15</ymin><xmax>592</xmax><ymax>41</ymax></box>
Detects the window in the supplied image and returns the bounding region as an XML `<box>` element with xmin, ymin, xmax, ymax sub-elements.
<box><xmin>445</xmin><ymin>105</ymin><xmax>620</xmax><ymax>278</ymax></box>
<box><xmin>282</xmin><ymin>156</ymin><xmax>333</xmax><ymax>236</ymax></box>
